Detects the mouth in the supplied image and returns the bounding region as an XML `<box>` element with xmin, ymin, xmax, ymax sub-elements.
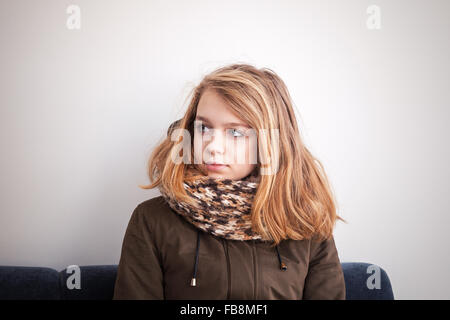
<box><xmin>204</xmin><ymin>162</ymin><xmax>228</xmax><ymax>172</ymax></box>
<box><xmin>205</xmin><ymin>161</ymin><xmax>226</xmax><ymax>165</ymax></box>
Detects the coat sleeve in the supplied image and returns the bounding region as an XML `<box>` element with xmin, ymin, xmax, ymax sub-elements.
<box><xmin>302</xmin><ymin>235</ymin><xmax>346</xmax><ymax>300</ymax></box>
<box><xmin>113</xmin><ymin>203</ymin><xmax>165</xmax><ymax>299</ymax></box>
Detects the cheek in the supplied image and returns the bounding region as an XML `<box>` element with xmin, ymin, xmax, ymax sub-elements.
<box><xmin>245</xmin><ymin>137</ymin><xmax>257</xmax><ymax>157</ymax></box>
<box><xmin>229</xmin><ymin>137</ymin><xmax>258</xmax><ymax>166</ymax></box>
<box><xmin>193</xmin><ymin>133</ymin><xmax>204</xmax><ymax>161</ymax></box>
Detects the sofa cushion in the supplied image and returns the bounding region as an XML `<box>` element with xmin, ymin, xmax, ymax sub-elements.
<box><xmin>59</xmin><ymin>265</ymin><xmax>117</xmax><ymax>300</ymax></box>
<box><xmin>0</xmin><ymin>266</ymin><xmax>60</xmax><ymax>300</ymax></box>
<box><xmin>341</xmin><ymin>262</ymin><xmax>394</xmax><ymax>300</ymax></box>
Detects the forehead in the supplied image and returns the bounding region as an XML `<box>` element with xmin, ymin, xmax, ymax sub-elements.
<box><xmin>196</xmin><ymin>89</ymin><xmax>249</xmax><ymax>127</ymax></box>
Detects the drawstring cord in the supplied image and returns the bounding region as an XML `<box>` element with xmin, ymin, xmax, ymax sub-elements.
<box><xmin>275</xmin><ymin>245</ymin><xmax>288</xmax><ymax>271</ymax></box>
<box><xmin>190</xmin><ymin>230</ymin><xmax>288</xmax><ymax>287</ymax></box>
<box><xmin>190</xmin><ymin>230</ymin><xmax>200</xmax><ymax>286</ymax></box>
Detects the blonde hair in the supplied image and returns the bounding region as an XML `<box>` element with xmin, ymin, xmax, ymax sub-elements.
<box><xmin>140</xmin><ymin>63</ymin><xmax>346</xmax><ymax>246</ymax></box>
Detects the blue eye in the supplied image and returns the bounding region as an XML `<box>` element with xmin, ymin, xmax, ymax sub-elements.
<box><xmin>195</xmin><ymin>124</ymin><xmax>244</xmax><ymax>137</ymax></box>
<box><xmin>230</xmin><ymin>129</ymin><xmax>245</xmax><ymax>138</ymax></box>
<box><xmin>196</xmin><ymin>124</ymin><xmax>209</xmax><ymax>133</ymax></box>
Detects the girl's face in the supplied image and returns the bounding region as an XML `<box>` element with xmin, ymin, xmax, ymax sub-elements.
<box><xmin>193</xmin><ymin>89</ymin><xmax>258</xmax><ymax>180</ymax></box>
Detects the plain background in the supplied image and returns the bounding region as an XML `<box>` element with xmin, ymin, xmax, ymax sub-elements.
<box><xmin>1</xmin><ymin>0</ymin><xmax>449</xmax><ymax>299</ymax></box>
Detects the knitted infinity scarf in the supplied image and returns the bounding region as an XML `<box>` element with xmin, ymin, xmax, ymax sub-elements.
<box><xmin>159</xmin><ymin>167</ymin><xmax>267</xmax><ymax>241</ymax></box>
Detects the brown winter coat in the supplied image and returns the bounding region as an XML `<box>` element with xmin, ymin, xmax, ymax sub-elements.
<box><xmin>113</xmin><ymin>196</ymin><xmax>346</xmax><ymax>300</ymax></box>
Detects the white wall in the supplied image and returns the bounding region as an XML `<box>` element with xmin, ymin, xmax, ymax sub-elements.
<box><xmin>1</xmin><ymin>0</ymin><xmax>449</xmax><ymax>299</ymax></box>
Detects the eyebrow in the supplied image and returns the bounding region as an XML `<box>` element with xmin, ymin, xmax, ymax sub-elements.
<box><xmin>194</xmin><ymin>115</ymin><xmax>250</xmax><ymax>128</ymax></box>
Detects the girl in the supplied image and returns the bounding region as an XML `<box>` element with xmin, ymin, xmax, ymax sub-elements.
<box><xmin>113</xmin><ymin>63</ymin><xmax>347</xmax><ymax>299</ymax></box>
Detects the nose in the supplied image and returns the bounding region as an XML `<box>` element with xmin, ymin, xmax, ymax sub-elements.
<box><xmin>204</xmin><ymin>128</ymin><xmax>226</xmax><ymax>158</ymax></box>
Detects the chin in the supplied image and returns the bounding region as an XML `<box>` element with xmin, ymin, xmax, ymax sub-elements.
<box><xmin>207</xmin><ymin>173</ymin><xmax>229</xmax><ymax>179</ymax></box>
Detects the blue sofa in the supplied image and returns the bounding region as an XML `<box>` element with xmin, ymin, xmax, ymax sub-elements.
<box><xmin>0</xmin><ymin>262</ymin><xmax>394</xmax><ymax>300</ymax></box>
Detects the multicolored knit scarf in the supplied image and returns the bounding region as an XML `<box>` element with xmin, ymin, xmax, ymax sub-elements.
<box><xmin>159</xmin><ymin>167</ymin><xmax>268</xmax><ymax>241</ymax></box>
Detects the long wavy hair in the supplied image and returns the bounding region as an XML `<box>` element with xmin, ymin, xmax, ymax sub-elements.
<box><xmin>139</xmin><ymin>63</ymin><xmax>346</xmax><ymax>246</ymax></box>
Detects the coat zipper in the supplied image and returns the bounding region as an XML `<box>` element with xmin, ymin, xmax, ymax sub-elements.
<box><xmin>221</xmin><ymin>238</ymin><xmax>231</xmax><ymax>299</ymax></box>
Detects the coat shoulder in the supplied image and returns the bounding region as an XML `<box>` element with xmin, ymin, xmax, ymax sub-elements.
<box><xmin>137</xmin><ymin>195</ymin><xmax>171</xmax><ymax>217</ymax></box>
<box><xmin>133</xmin><ymin>195</ymin><xmax>195</xmax><ymax>246</ymax></box>
<box><xmin>134</xmin><ymin>195</ymin><xmax>179</xmax><ymax>227</ymax></box>
<box><xmin>138</xmin><ymin>195</ymin><xmax>170</xmax><ymax>212</ymax></box>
